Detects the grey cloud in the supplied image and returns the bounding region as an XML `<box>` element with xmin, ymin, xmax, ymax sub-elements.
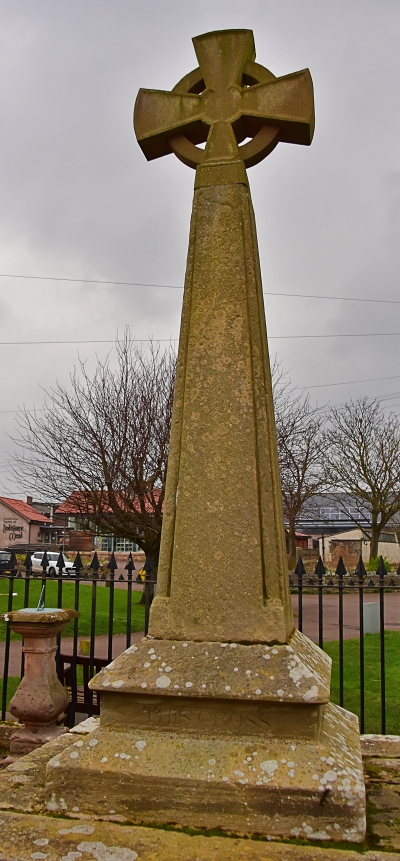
<box><xmin>0</xmin><ymin>1</ymin><xmax>399</xmax><ymax>491</ymax></box>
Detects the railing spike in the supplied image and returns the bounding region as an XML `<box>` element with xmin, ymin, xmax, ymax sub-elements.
<box><xmin>377</xmin><ymin>556</ymin><xmax>387</xmax><ymax>581</ymax></box>
<box><xmin>143</xmin><ymin>555</ymin><xmax>153</xmax><ymax>573</ymax></box>
<box><xmin>41</xmin><ymin>549</ymin><xmax>49</xmax><ymax>575</ymax></box>
<box><xmin>125</xmin><ymin>551</ymin><xmax>136</xmax><ymax>574</ymax></box>
<box><xmin>23</xmin><ymin>550</ymin><xmax>32</xmax><ymax>572</ymax></box>
<box><xmin>108</xmin><ymin>552</ymin><xmax>118</xmax><ymax>574</ymax></box>
<box><xmin>294</xmin><ymin>556</ymin><xmax>306</xmax><ymax>580</ymax></box>
<box><xmin>356</xmin><ymin>555</ymin><xmax>367</xmax><ymax>581</ymax></box>
<box><xmin>335</xmin><ymin>556</ymin><xmax>347</xmax><ymax>580</ymax></box>
<box><xmin>90</xmin><ymin>551</ymin><xmax>100</xmax><ymax>572</ymax></box>
<box><xmin>56</xmin><ymin>550</ymin><xmax>64</xmax><ymax>575</ymax></box>
<box><xmin>9</xmin><ymin>549</ymin><xmax>18</xmax><ymax>571</ymax></box>
<box><xmin>314</xmin><ymin>556</ymin><xmax>325</xmax><ymax>580</ymax></box>
<box><xmin>73</xmin><ymin>551</ymin><xmax>83</xmax><ymax>574</ymax></box>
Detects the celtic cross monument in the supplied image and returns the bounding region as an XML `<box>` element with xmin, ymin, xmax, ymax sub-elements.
<box><xmin>52</xmin><ymin>30</ymin><xmax>366</xmax><ymax>842</ymax></box>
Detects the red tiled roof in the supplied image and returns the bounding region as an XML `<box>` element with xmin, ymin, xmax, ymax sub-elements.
<box><xmin>56</xmin><ymin>489</ymin><xmax>162</xmax><ymax>516</ymax></box>
<box><xmin>0</xmin><ymin>496</ymin><xmax>52</xmax><ymax>524</ymax></box>
<box><xmin>56</xmin><ymin>491</ymin><xmax>111</xmax><ymax>515</ymax></box>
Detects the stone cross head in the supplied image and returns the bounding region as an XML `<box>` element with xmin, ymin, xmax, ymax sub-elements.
<box><xmin>134</xmin><ymin>29</ymin><xmax>314</xmax><ymax>171</ymax></box>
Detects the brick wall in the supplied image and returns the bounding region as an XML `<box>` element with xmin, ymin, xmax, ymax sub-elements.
<box><xmin>330</xmin><ymin>538</ymin><xmax>361</xmax><ymax>570</ymax></box>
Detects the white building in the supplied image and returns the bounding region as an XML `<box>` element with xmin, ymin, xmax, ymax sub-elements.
<box><xmin>319</xmin><ymin>528</ymin><xmax>400</xmax><ymax>566</ymax></box>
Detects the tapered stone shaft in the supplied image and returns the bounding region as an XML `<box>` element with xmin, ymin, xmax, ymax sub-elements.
<box><xmin>150</xmin><ymin>170</ymin><xmax>292</xmax><ymax>643</ymax></box>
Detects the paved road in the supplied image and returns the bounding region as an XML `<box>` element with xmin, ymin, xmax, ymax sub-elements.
<box><xmin>293</xmin><ymin>592</ymin><xmax>400</xmax><ymax>642</ymax></box>
<box><xmin>0</xmin><ymin>631</ymin><xmax>145</xmax><ymax>678</ymax></box>
<box><xmin>2</xmin><ymin>592</ymin><xmax>399</xmax><ymax>680</ymax></box>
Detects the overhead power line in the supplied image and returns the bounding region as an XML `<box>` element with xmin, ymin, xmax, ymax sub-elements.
<box><xmin>0</xmin><ymin>273</ymin><xmax>182</xmax><ymax>289</ymax></box>
<box><xmin>300</xmin><ymin>374</ymin><xmax>400</xmax><ymax>390</ymax></box>
<box><xmin>2</xmin><ymin>331</ymin><xmax>400</xmax><ymax>346</ymax></box>
<box><xmin>0</xmin><ymin>338</ymin><xmax>177</xmax><ymax>346</ymax></box>
<box><xmin>263</xmin><ymin>291</ymin><xmax>400</xmax><ymax>306</ymax></box>
<box><xmin>270</xmin><ymin>332</ymin><xmax>400</xmax><ymax>340</ymax></box>
<box><xmin>0</xmin><ymin>272</ymin><xmax>399</xmax><ymax>306</ymax></box>
<box><xmin>2</xmin><ymin>379</ymin><xmax>400</xmax><ymax>418</ymax></box>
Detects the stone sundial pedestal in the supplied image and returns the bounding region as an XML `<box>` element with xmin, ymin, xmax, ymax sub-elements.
<box><xmin>2</xmin><ymin>608</ymin><xmax>78</xmax><ymax>756</ymax></box>
<box><xmin>48</xmin><ymin>30</ymin><xmax>366</xmax><ymax>841</ymax></box>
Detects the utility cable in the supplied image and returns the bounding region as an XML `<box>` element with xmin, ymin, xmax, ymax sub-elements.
<box><xmin>0</xmin><ymin>272</ymin><xmax>399</xmax><ymax>306</ymax></box>
<box><xmin>3</xmin><ymin>331</ymin><xmax>400</xmax><ymax>346</ymax></box>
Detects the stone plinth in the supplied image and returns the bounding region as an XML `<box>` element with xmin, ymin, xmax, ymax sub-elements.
<box><xmin>44</xmin><ymin>702</ymin><xmax>365</xmax><ymax>841</ymax></box>
<box><xmin>42</xmin><ymin>632</ymin><xmax>365</xmax><ymax>841</ymax></box>
<box><xmin>2</xmin><ymin>609</ymin><xmax>78</xmax><ymax>755</ymax></box>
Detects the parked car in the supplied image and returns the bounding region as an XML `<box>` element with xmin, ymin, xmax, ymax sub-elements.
<box><xmin>30</xmin><ymin>551</ymin><xmax>75</xmax><ymax>576</ymax></box>
<box><xmin>0</xmin><ymin>550</ymin><xmax>16</xmax><ymax>573</ymax></box>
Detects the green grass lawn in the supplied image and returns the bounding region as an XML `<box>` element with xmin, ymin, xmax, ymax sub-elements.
<box><xmin>0</xmin><ymin>676</ymin><xmax>19</xmax><ymax>712</ymax></box>
<box><xmin>0</xmin><ymin>580</ymin><xmax>145</xmax><ymax>641</ymax></box>
<box><xmin>325</xmin><ymin>630</ymin><xmax>400</xmax><ymax>734</ymax></box>
<box><xmin>2</xmin><ymin>581</ymin><xmax>400</xmax><ymax>734</ymax></box>
<box><xmin>2</xmin><ymin>632</ymin><xmax>400</xmax><ymax>727</ymax></box>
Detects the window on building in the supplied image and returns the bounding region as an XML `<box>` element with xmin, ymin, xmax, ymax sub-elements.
<box><xmin>320</xmin><ymin>508</ymin><xmax>339</xmax><ymax>520</ymax></box>
<box><xmin>115</xmin><ymin>537</ymin><xmax>139</xmax><ymax>552</ymax></box>
<box><xmin>379</xmin><ymin>533</ymin><xmax>397</xmax><ymax>544</ymax></box>
<box><xmin>99</xmin><ymin>534</ymin><xmax>139</xmax><ymax>553</ymax></box>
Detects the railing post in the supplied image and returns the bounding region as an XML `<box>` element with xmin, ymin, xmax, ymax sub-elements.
<box><xmin>143</xmin><ymin>555</ymin><xmax>153</xmax><ymax>636</ymax></box>
<box><xmin>107</xmin><ymin>552</ymin><xmax>118</xmax><ymax>663</ymax></box>
<box><xmin>21</xmin><ymin>552</ymin><xmax>32</xmax><ymax>678</ymax></box>
<box><xmin>70</xmin><ymin>551</ymin><xmax>82</xmax><ymax>728</ymax></box>
<box><xmin>23</xmin><ymin>551</ymin><xmax>32</xmax><ymax>609</ymax></box>
<box><xmin>1</xmin><ymin>571</ymin><xmax>16</xmax><ymax>720</ymax></box>
<box><xmin>357</xmin><ymin>554</ymin><xmax>367</xmax><ymax>734</ymax></box>
<box><xmin>125</xmin><ymin>552</ymin><xmax>135</xmax><ymax>649</ymax></box>
<box><xmin>55</xmin><ymin>550</ymin><xmax>65</xmax><ymax>676</ymax></box>
<box><xmin>88</xmin><ymin>552</ymin><xmax>100</xmax><ymax>716</ymax></box>
<box><xmin>336</xmin><ymin>555</ymin><xmax>346</xmax><ymax>708</ymax></box>
<box><xmin>294</xmin><ymin>556</ymin><xmax>305</xmax><ymax>633</ymax></box>
<box><xmin>378</xmin><ymin>555</ymin><xmax>386</xmax><ymax>734</ymax></box>
<box><xmin>40</xmin><ymin>549</ymin><xmax>49</xmax><ymax>606</ymax></box>
<box><xmin>315</xmin><ymin>556</ymin><xmax>325</xmax><ymax>650</ymax></box>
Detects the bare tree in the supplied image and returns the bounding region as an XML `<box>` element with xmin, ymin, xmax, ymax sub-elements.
<box><xmin>11</xmin><ymin>332</ymin><xmax>176</xmax><ymax>572</ymax></box>
<box><xmin>272</xmin><ymin>363</ymin><xmax>326</xmax><ymax>569</ymax></box>
<box><xmin>324</xmin><ymin>397</ymin><xmax>400</xmax><ymax>559</ymax></box>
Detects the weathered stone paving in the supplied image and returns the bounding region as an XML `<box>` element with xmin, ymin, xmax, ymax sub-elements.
<box><xmin>0</xmin><ymin>725</ymin><xmax>399</xmax><ymax>855</ymax></box>
<box><xmin>0</xmin><ymin>808</ymin><xmax>396</xmax><ymax>860</ymax></box>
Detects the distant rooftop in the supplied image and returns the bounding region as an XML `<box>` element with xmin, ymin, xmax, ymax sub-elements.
<box><xmin>0</xmin><ymin>496</ymin><xmax>52</xmax><ymax>524</ymax></box>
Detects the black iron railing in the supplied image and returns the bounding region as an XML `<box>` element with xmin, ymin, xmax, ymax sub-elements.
<box><xmin>0</xmin><ymin>549</ymin><xmax>156</xmax><ymax>726</ymax></box>
<box><xmin>291</xmin><ymin>554</ymin><xmax>392</xmax><ymax>735</ymax></box>
<box><xmin>1</xmin><ymin>551</ymin><xmax>399</xmax><ymax>733</ymax></box>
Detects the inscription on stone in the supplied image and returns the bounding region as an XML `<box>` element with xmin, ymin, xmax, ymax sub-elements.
<box><xmin>103</xmin><ymin>694</ymin><xmax>321</xmax><ymax>739</ymax></box>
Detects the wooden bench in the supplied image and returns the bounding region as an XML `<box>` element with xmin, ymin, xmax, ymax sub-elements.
<box><xmin>58</xmin><ymin>653</ymin><xmax>108</xmax><ymax>725</ymax></box>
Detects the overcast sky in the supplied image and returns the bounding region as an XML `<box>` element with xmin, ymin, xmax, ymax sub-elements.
<box><xmin>0</xmin><ymin>1</ymin><xmax>399</xmax><ymax>497</ymax></box>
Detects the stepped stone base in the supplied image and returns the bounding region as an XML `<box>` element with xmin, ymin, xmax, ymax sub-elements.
<box><xmin>38</xmin><ymin>630</ymin><xmax>365</xmax><ymax>842</ymax></box>
<box><xmin>45</xmin><ymin>701</ymin><xmax>365</xmax><ymax>842</ymax></box>
<box><xmin>89</xmin><ymin>631</ymin><xmax>332</xmax><ymax>706</ymax></box>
